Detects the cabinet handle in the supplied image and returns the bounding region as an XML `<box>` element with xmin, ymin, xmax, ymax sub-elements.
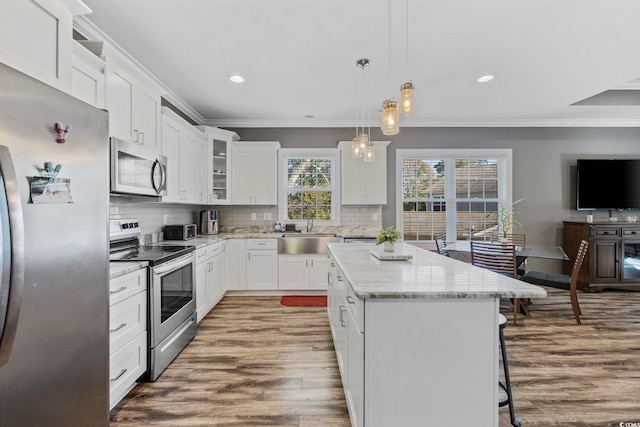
<box><xmin>140</xmin><ymin>132</ymin><xmax>144</xmax><ymax>144</ymax></box>
<box><xmin>337</xmin><ymin>276</ymin><xmax>344</xmax><ymax>281</ymax></box>
<box><xmin>346</xmin><ymin>295</ymin><xmax>355</xmax><ymax>305</ymax></box>
<box><xmin>133</xmin><ymin>130</ymin><xmax>139</xmax><ymax>143</ymax></box>
<box><xmin>110</xmin><ymin>286</ymin><xmax>127</xmax><ymax>294</ymax></box>
<box><xmin>248</xmin><ymin>253</ymin><xmax>251</xmax><ymax>261</ymax></box>
<box><xmin>110</xmin><ymin>368</ymin><xmax>128</xmax><ymax>382</ymax></box>
<box><xmin>306</xmin><ymin>259</ymin><xmax>309</xmax><ymax>267</ymax></box>
<box><xmin>110</xmin><ymin>323</ymin><xmax>127</xmax><ymax>333</ymax></box>
<box><xmin>311</xmin><ymin>259</ymin><xmax>314</xmax><ymax>267</ymax></box>
<box><xmin>339</xmin><ymin>305</ymin><xmax>347</xmax><ymax>327</ymax></box>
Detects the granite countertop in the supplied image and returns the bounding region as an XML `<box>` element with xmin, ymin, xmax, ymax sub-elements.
<box><xmin>327</xmin><ymin>242</ymin><xmax>547</xmax><ymax>300</ymax></box>
<box><xmin>110</xmin><ymin>261</ymin><xmax>148</xmax><ymax>279</ymax></box>
<box><xmin>218</xmin><ymin>225</ymin><xmax>380</xmax><ymax>240</ymax></box>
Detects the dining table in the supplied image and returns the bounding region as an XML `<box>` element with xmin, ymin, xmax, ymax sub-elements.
<box><xmin>444</xmin><ymin>240</ymin><xmax>569</xmax><ymax>261</ymax></box>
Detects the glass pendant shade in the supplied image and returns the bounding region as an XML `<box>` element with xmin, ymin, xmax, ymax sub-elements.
<box><xmin>352</xmin><ymin>137</ymin><xmax>363</xmax><ymax>158</ymax></box>
<box><xmin>364</xmin><ymin>141</ymin><xmax>375</xmax><ymax>162</ymax></box>
<box><xmin>358</xmin><ymin>132</ymin><xmax>369</xmax><ymax>147</ymax></box>
<box><xmin>400</xmin><ymin>81</ymin><xmax>415</xmax><ymax>116</ymax></box>
<box><xmin>381</xmin><ymin>99</ymin><xmax>399</xmax><ymax>135</ymax></box>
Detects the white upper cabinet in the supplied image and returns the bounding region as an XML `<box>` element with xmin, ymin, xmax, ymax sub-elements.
<box><xmin>196</xmin><ymin>126</ymin><xmax>240</xmax><ymax>205</ymax></box>
<box><xmin>339</xmin><ymin>141</ymin><xmax>389</xmax><ymax>205</ymax></box>
<box><xmin>105</xmin><ymin>47</ymin><xmax>162</xmax><ymax>152</ymax></box>
<box><xmin>161</xmin><ymin>107</ymin><xmax>206</xmax><ymax>204</ymax></box>
<box><xmin>0</xmin><ymin>0</ymin><xmax>89</xmax><ymax>92</ymax></box>
<box><xmin>71</xmin><ymin>41</ymin><xmax>105</xmax><ymax>108</ymax></box>
<box><xmin>231</xmin><ymin>141</ymin><xmax>280</xmax><ymax>205</ymax></box>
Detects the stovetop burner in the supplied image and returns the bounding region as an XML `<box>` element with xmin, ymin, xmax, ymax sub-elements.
<box><xmin>110</xmin><ymin>244</ymin><xmax>195</xmax><ymax>266</ymax></box>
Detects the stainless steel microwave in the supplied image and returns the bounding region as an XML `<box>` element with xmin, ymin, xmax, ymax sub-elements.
<box><xmin>110</xmin><ymin>137</ymin><xmax>167</xmax><ymax>197</ymax></box>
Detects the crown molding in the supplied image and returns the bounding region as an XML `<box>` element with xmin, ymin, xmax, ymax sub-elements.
<box><xmin>73</xmin><ymin>15</ymin><xmax>205</xmax><ymax>125</ymax></box>
<box><xmin>201</xmin><ymin>117</ymin><xmax>640</xmax><ymax>128</ymax></box>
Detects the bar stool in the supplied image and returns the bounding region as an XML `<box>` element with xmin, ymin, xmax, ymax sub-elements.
<box><xmin>499</xmin><ymin>313</ymin><xmax>521</xmax><ymax>427</ymax></box>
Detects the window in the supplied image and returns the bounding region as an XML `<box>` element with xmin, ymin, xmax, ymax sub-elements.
<box><xmin>397</xmin><ymin>149</ymin><xmax>512</xmax><ymax>242</ymax></box>
<box><xmin>279</xmin><ymin>149</ymin><xmax>340</xmax><ymax>225</ymax></box>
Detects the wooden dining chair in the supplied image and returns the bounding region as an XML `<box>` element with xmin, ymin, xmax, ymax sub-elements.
<box><xmin>470</xmin><ymin>241</ymin><xmax>524</xmax><ymax>324</ymax></box>
<box><xmin>434</xmin><ymin>233</ymin><xmax>449</xmax><ymax>257</ymax></box>
<box><xmin>522</xmin><ymin>240</ymin><xmax>589</xmax><ymax>324</ymax></box>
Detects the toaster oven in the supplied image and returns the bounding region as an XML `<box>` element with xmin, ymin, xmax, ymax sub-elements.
<box><xmin>164</xmin><ymin>224</ymin><xmax>197</xmax><ymax>240</ymax></box>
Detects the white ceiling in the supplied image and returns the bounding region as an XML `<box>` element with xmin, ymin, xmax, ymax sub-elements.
<box><xmin>79</xmin><ymin>0</ymin><xmax>640</xmax><ymax>128</ymax></box>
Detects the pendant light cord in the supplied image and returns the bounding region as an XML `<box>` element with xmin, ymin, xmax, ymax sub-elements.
<box><xmin>405</xmin><ymin>0</ymin><xmax>409</xmax><ymax>79</ymax></box>
<box><xmin>387</xmin><ymin>0</ymin><xmax>392</xmax><ymax>98</ymax></box>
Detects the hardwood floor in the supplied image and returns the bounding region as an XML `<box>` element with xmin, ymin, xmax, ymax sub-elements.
<box><xmin>111</xmin><ymin>290</ymin><xmax>640</xmax><ymax>426</ymax></box>
<box><xmin>110</xmin><ymin>296</ymin><xmax>350</xmax><ymax>426</ymax></box>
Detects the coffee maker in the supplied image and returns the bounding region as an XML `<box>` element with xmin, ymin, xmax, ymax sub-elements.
<box><xmin>200</xmin><ymin>209</ymin><xmax>219</xmax><ymax>235</ymax></box>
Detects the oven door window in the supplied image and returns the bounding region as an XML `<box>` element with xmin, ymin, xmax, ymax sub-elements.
<box><xmin>159</xmin><ymin>262</ymin><xmax>193</xmax><ymax>323</ymax></box>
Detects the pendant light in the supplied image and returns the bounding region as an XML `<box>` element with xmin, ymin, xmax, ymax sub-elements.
<box><xmin>354</xmin><ymin>58</ymin><xmax>374</xmax><ymax>160</ymax></box>
<box><xmin>381</xmin><ymin>0</ymin><xmax>400</xmax><ymax>135</ymax></box>
<box><xmin>400</xmin><ymin>0</ymin><xmax>415</xmax><ymax>116</ymax></box>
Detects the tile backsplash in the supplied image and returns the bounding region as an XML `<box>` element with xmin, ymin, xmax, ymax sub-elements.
<box><xmin>110</xmin><ymin>196</ymin><xmax>382</xmax><ymax>240</ymax></box>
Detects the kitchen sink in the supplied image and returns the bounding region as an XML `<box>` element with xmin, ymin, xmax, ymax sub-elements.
<box><xmin>278</xmin><ymin>234</ymin><xmax>342</xmax><ymax>254</ymax></box>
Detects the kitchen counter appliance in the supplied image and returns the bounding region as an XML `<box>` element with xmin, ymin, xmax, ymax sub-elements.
<box><xmin>200</xmin><ymin>209</ymin><xmax>219</xmax><ymax>235</ymax></box>
<box><xmin>110</xmin><ymin>219</ymin><xmax>197</xmax><ymax>381</ymax></box>
<box><xmin>164</xmin><ymin>224</ymin><xmax>197</xmax><ymax>240</ymax></box>
<box><xmin>0</xmin><ymin>63</ymin><xmax>109</xmax><ymax>425</ymax></box>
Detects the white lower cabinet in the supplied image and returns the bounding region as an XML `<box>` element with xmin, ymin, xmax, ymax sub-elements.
<box><xmin>109</xmin><ymin>268</ymin><xmax>148</xmax><ymax>410</ymax></box>
<box><xmin>195</xmin><ymin>242</ymin><xmax>225</xmax><ymax>322</ymax></box>
<box><xmin>278</xmin><ymin>254</ymin><xmax>329</xmax><ymax>290</ymax></box>
<box><xmin>328</xmin><ymin>259</ymin><xmax>364</xmax><ymax>427</ymax></box>
<box><xmin>225</xmin><ymin>239</ymin><xmax>247</xmax><ymax>290</ymax></box>
<box><xmin>246</xmin><ymin>239</ymin><xmax>278</xmax><ymax>290</ymax></box>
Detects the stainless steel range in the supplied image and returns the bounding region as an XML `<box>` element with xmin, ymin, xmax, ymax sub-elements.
<box><xmin>109</xmin><ymin>219</ymin><xmax>197</xmax><ymax>381</ymax></box>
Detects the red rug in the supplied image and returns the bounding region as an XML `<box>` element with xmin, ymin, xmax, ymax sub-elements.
<box><xmin>280</xmin><ymin>295</ymin><xmax>327</xmax><ymax>307</ymax></box>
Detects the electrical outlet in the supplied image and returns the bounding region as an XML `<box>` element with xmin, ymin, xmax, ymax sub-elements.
<box><xmin>163</xmin><ymin>214</ymin><xmax>168</xmax><ymax>225</ymax></box>
<box><xmin>251</xmin><ymin>213</ymin><xmax>256</xmax><ymax>221</ymax></box>
<box><xmin>373</xmin><ymin>213</ymin><xmax>378</xmax><ymax>221</ymax></box>
<box><xmin>267</xmin><ymin>212</ymin><xmax>272</xmax><ymax>220</ymax></box>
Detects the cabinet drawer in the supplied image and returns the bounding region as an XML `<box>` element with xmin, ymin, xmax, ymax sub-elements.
<box><xmin>346</xmin><ymin>286</ymin><xmax>364</xmax><ymax>333</ymax></box>
<box><xmin>593</xmin><ymin>227</ymin><xmax>620</xmax><ymax>237</ymax></box>
<box><xmin>110</xmin><ymin>291</ymin><xmax>147</xmax><ymax>355</ymax></box>
<box><xmin>196</xmin><ymin>247</ymin><xmax>209</xmax><ymax>262</ymax></box>
<box><xmin>622</xmin><ymin>228</ymin><xmax>640</xmax><ymax>237</ymax></box>
<box><xmin>109</xmin><ymin>332</ymin><xmax>147</xmax><ymax>409</ymax></box>
<box><xmin>110</xmin><ymin>268</ymin><xmax>147</xmax><ymax>305</ymax></box>
<box><xmin>247</xmin><ymin>239</ymin><xmax>278</xmax><ymax>250</ymax></box>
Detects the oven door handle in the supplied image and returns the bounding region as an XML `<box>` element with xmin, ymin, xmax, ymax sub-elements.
<box><xmin>152</xmin><ymin>254</ymin><xmax>194</xmax><ymax>276</ymax></box>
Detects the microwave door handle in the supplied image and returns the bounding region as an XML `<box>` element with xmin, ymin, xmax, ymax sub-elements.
<box><xmin>159</xmin><ymin>162</ymin><xmax>166</xmax><ymax>191</ymax></box>
<box><xmin>151</xmin><ymin>159</ymin><xmax>162</xmax><ymax>195</ymax></box>
<box><xmin>0</xmin><ymin>145</ymin><xmax>25</xmax><ymax>367</ymax></box>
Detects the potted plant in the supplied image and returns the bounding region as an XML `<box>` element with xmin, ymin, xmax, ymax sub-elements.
<box><xmin>376</xmin><ymin>226</ymin><xmax>401</xmax><ymax>252</ymax></box>
<box><xmin>490</xmin><ymin>199</ymin><xmax>524</xmax><ymax>241</ymax></box>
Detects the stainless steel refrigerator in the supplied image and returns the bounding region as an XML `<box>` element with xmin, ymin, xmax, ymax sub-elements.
<box><xmin>0</xmin><ymin>63</ymin><xmax>109</xmax><ymax>425</ymax></box>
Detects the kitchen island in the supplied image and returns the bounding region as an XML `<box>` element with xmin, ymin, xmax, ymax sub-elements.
<box><xmin>326</xmin><ymin>242</ymin><xmax>546</xmax><ymax>427</ymax></box>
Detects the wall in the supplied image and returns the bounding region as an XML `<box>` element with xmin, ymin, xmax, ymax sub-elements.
<box><xmin>232</xmin><ymin>126</ymin><xmax>640</xmax><ymax>270</ymax></box>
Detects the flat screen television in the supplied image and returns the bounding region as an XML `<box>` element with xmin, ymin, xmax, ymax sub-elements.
<box><xmin>576</xmin><ymin>159</ymin><xmax>640</xmax><ymax>210</ymax></box>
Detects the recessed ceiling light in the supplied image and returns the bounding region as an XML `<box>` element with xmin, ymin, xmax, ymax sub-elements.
<box><xmin>230</xmin><ymin>75</ymin><xmax>244</xmax><ymax>83</ymax></box>
<box><xmin>304</xmin><ymin>115</ymin><xmax>314</xmax><ymax>119</ymax></box>
<box><xmin>477</xmin><ymin>75</ymin><xmax>494</xmax><ymax>83</ymax></box>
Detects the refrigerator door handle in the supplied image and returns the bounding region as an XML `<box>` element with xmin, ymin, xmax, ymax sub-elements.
<box><xmin>0</xmin><ymin>145</ymin><xmax>25</xmax><ymax>367</ymax></box>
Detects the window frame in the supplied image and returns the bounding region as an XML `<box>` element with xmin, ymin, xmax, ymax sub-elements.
<box><xmin>278</xmin><ymin>148</ymin><xmax>341</xmax><ymax>226</ymax></box>
<box><xmin>396</xmin><ymin>149</ymin><xmax>513</xmax><ymax>242</ymax></box>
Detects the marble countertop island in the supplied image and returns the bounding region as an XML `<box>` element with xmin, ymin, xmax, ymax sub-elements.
<box><xmin>327</xmin><ymin>241</ymin><xmax>546</xmax><ymax>426</ymax></box>
<box><xmin>327</xmin><ymin>242</ymin><xmax>547</xmax><ymax>299</ymax></box>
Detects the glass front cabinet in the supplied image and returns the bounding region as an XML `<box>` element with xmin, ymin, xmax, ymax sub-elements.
<box><xmin>196</xmin><ymin>126</ymin><xmax>240</xmax><ymax>204</ymax></box>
